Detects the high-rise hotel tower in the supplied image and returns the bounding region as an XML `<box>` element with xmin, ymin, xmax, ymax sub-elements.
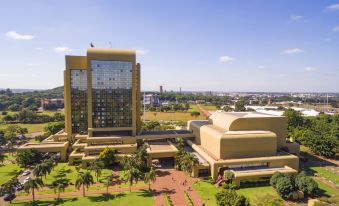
<box><xmin>64</xmin><ymin>48</ymin><xmax>141</xmax><ymax>138</ymax></box>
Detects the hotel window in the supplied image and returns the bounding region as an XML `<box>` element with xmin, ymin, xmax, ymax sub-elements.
<box><xmin>70</xmin><ymin>69</ymin><xmax>88</xmax><ymax>134</ymax></box>
<box><xmin>91</xmin><ymin>60</ymin><xmax>132</xmax><ymax>128</ymax></box>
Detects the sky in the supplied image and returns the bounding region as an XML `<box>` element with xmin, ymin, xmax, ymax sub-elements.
<box><xmin>0</xmin><ymin>0</ymin><xmax>339</xmax><ymax>92</ymax></box>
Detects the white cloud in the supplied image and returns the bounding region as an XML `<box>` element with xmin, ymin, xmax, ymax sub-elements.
<box><xmin>219</xmin><ymin>55</ymin><xmax>234</xmax><ymax>63</ymax></box>
<box><xmin>304</xmin><ymin>66</ymin><xmax>316</xmax><ymax>72</ymax></box>
<box><xmin>283</xmin><ymin>48</ymin><xmax>304</xmax><ymax>54</ymax></box>
<box><xmin>0</xmin><ymin>74</ymin><xmax>9</xmax><ymax>77</ymax></box>
<box><xmin>332</xmin><ymin>26</ymin><xmax>339</xmax><ymax>32</ymax></box>
<box><xmin>257</xmin><ymin>65</ymin><xmax>265</xmax><ymax>69</ymax></box>
<box><xmin>35</xmin><ymin>47</ymin><xmax>43</xmax><ymax>50</ymax></box>
<box><xmin>290</xmin><ymin>15</ymin><xmax>303</xmax><ymax>21</ymax></box>
<box><xmin>326</xmin><ymin>4</ymin><xmax>339</xmax><ymax>11</ymax></box>
<box><xmin>6</xmin><ymin>31</ymin><xmax>34</xmax><ymax>40</ymax></box>
<box><xmin>53</xmin><ymin>46</ymin><xmax>73</xmax><ymax>53</ymax></box>
<box><xmin>136</xmin><ymin>48</ymin><xmax>150</xmax><ymax>55</ymax></box>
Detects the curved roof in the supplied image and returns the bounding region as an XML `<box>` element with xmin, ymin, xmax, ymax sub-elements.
<box><xmin>209</xmin><ymin>111</ymin><xmax>284</xmax><ymax>130</ymax></box>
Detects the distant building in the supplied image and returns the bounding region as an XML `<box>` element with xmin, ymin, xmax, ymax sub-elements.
<box><xmin>41</xmin><ymin>98</ymin><xmax>64</xmax><ymax>110</ymax></box>
<box><xmin>144</xmin><ymin>94</ymin><xmax>160</xmax><ymax>106</ymax></box>
<box><xmin>159</xmin><ymin>85</ymin><xmax>163</xmax><ymax>93</ymax></box>
<box><xmin>196</xmin><ymin>100</ymin><xmax>205</xmax><ymax>104</ymax></box>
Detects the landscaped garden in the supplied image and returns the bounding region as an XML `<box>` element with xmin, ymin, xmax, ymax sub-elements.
<box><xmin>193</xmin><ymin>180</ymin><xmax>281</xmax><ymax>206</ymax></box>
<box><xmin>10</xmin><ymin>190</ymin><xmax>154</xmax><ymax>206</ymax></box>
<box><xmin>0</xmin><ymin>159</ymin><xmax>21</xmax><ymax>185</ymax></box>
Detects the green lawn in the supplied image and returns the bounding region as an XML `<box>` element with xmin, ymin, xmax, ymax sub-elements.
<box><xmin>193</xmin><ymin>180</ymin><xmax>280</xmax><ymax>206</ymax></box>
<box><xmin>187</xmin><ymin>104</ymin><xmax>200</xmax><ymax>113</ymax></box>
<box><xmin>0</xmin><ymin>162</ymin><xmax>21</xmax><ymax>185</ymax></box>
<box><xmin>315</xmin><ymin>179</ymin><xmax>339</xmax><ymax>197</ymax></box>
<box><xmin>42</xmin><ymin>163</ymin><xmax>113</xmax><ymax>186</ymax></box>
<box><xmin>0</xmin><ymin>123</ymin><xmax>47</xmax><ymax>135</ymax></box>
<box><xmin>310</xmin><ymin>167</ymin><xmax>339</xmax><ymax>185</ymax></box>
<box><xmin>200</xmin><ymin>104</ymin><xmax>218</xmax><ymax>111</ymax></box>
<box><xmin>10</xmin><ymin>191</ymin><xmax>154</xmax><ymax>206</ymax></box>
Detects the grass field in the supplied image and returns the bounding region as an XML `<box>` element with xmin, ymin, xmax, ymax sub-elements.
<box><xmin>142</xmin><ymin>111</ymin><xmax>206</xmax><ymax>122</ymax></box>
<box><xmin>311</xmin><ymin>167</ymin><xmax>339</xmax><ymax>185</ymax></box>
<box><xmin>10</xmin><ymin>191</ymin><xmax>154</xmax><ymax>206</ymax></box>
<box><xmin>42</xmin><ymin>163</ymin><xmax>113</xmax><ymax>186</ymax></box>
<box><xmin>193</xmin><ymin>180</ymin><xmax>280</xmax><ymax>206</ymax></box>
<box><xmin>0</xmin><ymin>162</ymin><xmax>21</xmax><ymax>185</ymax></box>
<box><xmin>315</xmin><ymin>179</ymin><xmax>339</xmax><ymax>197</ymax></box>
<box><xmin>187</xmin><ymin>104</ymin><xmax>201</xmax><ymax>113</ymax></box>
<box><xmin>0</xmin><ymin>123</ymin><xmax>47</xmax><ymax>134</ymax></box>
<box><xmin>199</xmin><ymin>104</ymin><xmax>218</xmax><ymax>111</ymax></box>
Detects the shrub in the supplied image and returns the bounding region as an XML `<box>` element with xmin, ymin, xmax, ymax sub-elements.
<box><xmin>223</xmin><ymin>170</ymin><xmax>235</xmax><ymax>184</ymax></box>
<box><xmin>222</xmin><ymin>183</ymin><xmax>238</xmax><ymax>190</ymax></box>
<box><xmin>295</xmin><ymin>172</ymin><xmax>318</xmax><ymax>197</ymax></box>
<box><xmin>270</xmin><ymin>172</ymin><xmax>284</xmax><ymax>187</ymax></box>
<box><xmin>44</xmin><ymin>121</ymin><xmax>64</xmax><ymax>135</ymax></box>
<box><xmin>275</xmin><ymin>176</ymin><xmax>294</xmax><ymax>199</ymax></box>
<box><xmin>215</xmin><ymin>189</ymin><xmax>250</xmax><ymax>206</ymax></box>
<box><xmin>98</xmin><ymin>147</ymin><xmax>116</xmax><ymax>167</ymax></box>
<box><xmin>16</xmin><ymin>149</ymin><xmax>43</xmax><ymax>167</ymax></box>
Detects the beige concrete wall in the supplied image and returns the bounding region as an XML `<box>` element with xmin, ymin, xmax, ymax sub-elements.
<box><xmin>199</xmin><ymin>125</ymin><xmax>222</xmax><ymax>159</ymax></box>
<box><xmin>187</xmin><ymin>120</ymin><xmax>209</xmax><ymax>144</ymax></box>
<box><xmin>220</xmin><ymin>133</ymin><xmax>277</xmax><ymax>159</ymax></box>
<box><xmin>64</xmin><ymin>55</ymin><xmax>87</xmax><ymax>136</ymax></box>
<box><xmin>230</xmin><ymin>117</ymin><xmax>288</xmax><ymax>149</ymax></box>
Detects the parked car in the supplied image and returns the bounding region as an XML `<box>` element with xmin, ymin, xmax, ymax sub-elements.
<box><xmin>23</xmin><ymin>177</ymin><xmax>31</xmax><ymax>184</ymax></box>
<box><xmin>16</xmin><ymin>183</ymin><xmax>24</xmax><ymax>191</ymax></box>
<box><xmin>22</xmin><ymin>170</ymin><xmax>31</xmax><ymax>176</ymax></box>
<box><xmin>3</xmin><ymin>193</ymin><xmax>16</xmax><ymax>201</ymax></box>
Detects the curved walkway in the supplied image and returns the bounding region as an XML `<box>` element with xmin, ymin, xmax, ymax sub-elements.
<box><xmin>152</xmin><ymin>169</ymin><xmax>203</xmax><ymax>206</ymax></box>
<box><xmin>197</xmin><ymin>104</ymin><xmax>211</xmax><ymax>117</ymax></box>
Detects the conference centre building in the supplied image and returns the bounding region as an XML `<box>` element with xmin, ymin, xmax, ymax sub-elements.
<box><xmin>19</xmin><ymin>48</ymin><xmax>300</xmax><ymax>185</ymax></box>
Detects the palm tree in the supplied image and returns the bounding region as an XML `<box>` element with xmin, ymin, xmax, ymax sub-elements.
<box><xmin>121</xmin><ymin>156</ymin><xmax>142</xmax><ymax>192</ymax></box>
<box><xmin>89</xmin><ymin>160</ymin><xmax>104</xmax><ymax>182</ymax></box>
<box><xmin>75</xmin><ymin>171</ymin><xmax>94</xmax><ymax>197</ymax></box>
<box><xmin>33</xmin><ymin>160</ymin><xmax>52</xmax><ymax>179</ymax></box>
<box><xmin>125</xmin><ymin>167</ymin><xmax>141</xmax><ymax>192</ymax></box>
<box><xmin>23</xmin><ymin>177</ymin><xmax>44</xmax><ymax>201</ymax></box>
<box><xmin>144</xmin><ymin>167</ymin><xmax>156</xmax><ymax>191</ymax></box>
<box><xmin>53</xmin><ymin>182</ymin><xmax>65</xmax><ymax>200</ymax></box>
<box><xmin>181</xmin><ymin>152</ymin><xmax>199</xmax><ymax>175</ymax></box>
<box><xmin>103</xmin><ymin>175</ymin><xmax>113</xmax><ymax>194</ymax></box>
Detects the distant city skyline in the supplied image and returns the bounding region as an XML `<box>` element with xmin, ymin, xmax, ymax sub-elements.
<box><xmin>0</xmin><ymin>0</ymin><xmax>339</xmax><ymax>92</ymax></box>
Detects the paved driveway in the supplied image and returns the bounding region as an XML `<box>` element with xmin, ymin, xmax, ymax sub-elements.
<box><xmin>151</xmin><ymin>169</ymin><xmax>204</xmax><ymax>206</ymax></box>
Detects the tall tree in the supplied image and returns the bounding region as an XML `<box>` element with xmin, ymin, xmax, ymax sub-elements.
<box><xmin>144</xmin><ymin>167</ymin><xmax>156</xmax><ymax>191</ymax></box>
<box><xmin>1</xmin><ymin>178</ymin><xmax>20</xmax><ymax>203</ymax></box>
<box><xmin>89</xmin><ymin>160</ymin><xmax>104</xmax><ymax>182</ymax></box>
<box><xmin>23</xmin><ymin>178</ymin><xmax>44</xmax><ymax>202</ymax></box>
<box><xmin>75</xmin><ymin>171</ymin><xmax>94</xmax><ymax>196</ymax></box>
<box><xmin>33</xmin><ymin>160</ymin><xmax>52</xmax><ymax>179</ymax></box>
<box><xmin>103</xmin><ymin>175</ymin><xmax>113</xmax><ymax>194</ymax></box>
<box><xmin>53</xmin><ymin>182</ymin><xmax>66</xmax><ymax>200</ymax></box>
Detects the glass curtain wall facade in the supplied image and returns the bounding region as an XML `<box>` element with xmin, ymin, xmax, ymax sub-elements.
<box><xmin>91</xmin><ymin>60</ymin><xmax>133</xmax><ymax>128</ymax></box>
<box><xmin>70</xmin><ymin>70</ymin><xmax>88</xmax><ymax>134</ymax></box>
